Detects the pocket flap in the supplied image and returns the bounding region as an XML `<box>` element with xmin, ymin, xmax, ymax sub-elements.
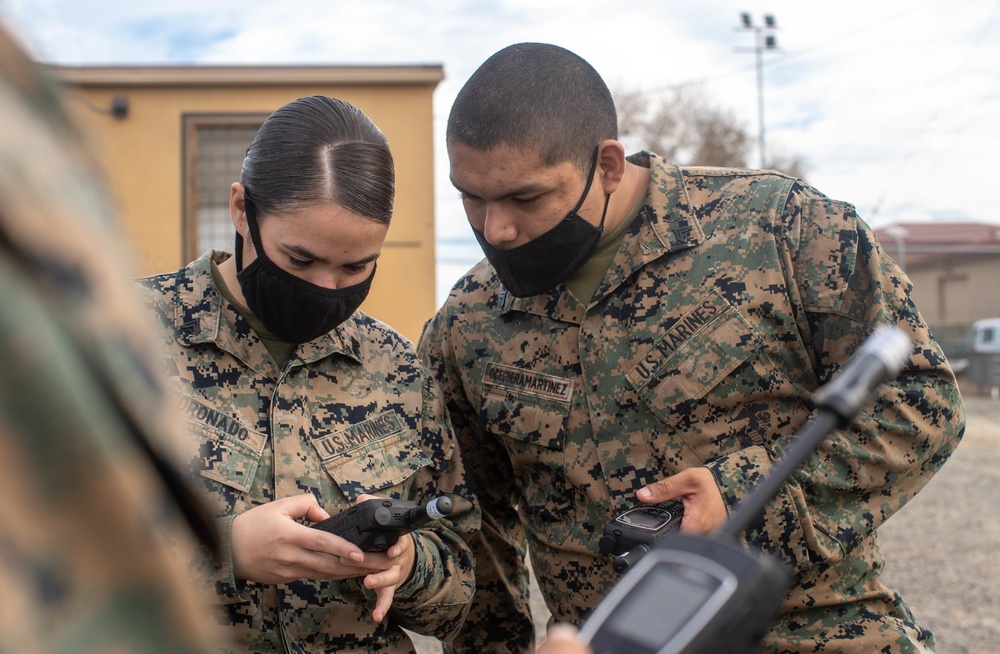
<box><xmin>479</xmin><ymin>363</ymin><xmax>573</xmax><ymax>450</ymax></box>
<box><xmin>626</xmin><ymin>295</ymin><xmax>759</xmax><ymax>418</ymax></box>
<box><xmin>312</xmin><ymin>411</ymin><xmax>434</xmax><ymax>502</ymax></box>
<box><xmin>176</xmin><ymin>393</ymin><xmax>266</xmax><ymax>493</ymax></box>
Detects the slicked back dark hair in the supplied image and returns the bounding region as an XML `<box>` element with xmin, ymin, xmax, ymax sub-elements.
<box><xmin>241</xmin><ymin>95</ymin><xmax>394</xmax><ymax>224</ymax></box>
<box><xmin>447</xmin><ymin>42</ymin><xmax>618</xmax><ymax>172</ymax></box>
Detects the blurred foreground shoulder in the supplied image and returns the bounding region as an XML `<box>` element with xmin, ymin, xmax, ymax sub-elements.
<box><xmin>0</xmin><ymin>25</ymin><xmax>224</xmax><ymax>654</ymax></box>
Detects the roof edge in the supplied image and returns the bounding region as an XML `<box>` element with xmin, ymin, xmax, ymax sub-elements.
<box><xmin>46</xmin><ymin>64</ymin><xmax>445</xmax><ymax>87</ymax></box>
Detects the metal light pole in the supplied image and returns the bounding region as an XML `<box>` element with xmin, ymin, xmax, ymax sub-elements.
<box><xmin>738</xmin><ymin>13</ymin><xmax>778</xmax><ymax>169</ymax></box>
<box><xmin>883</xmin><ymin>225</ymin><xmax>908</xmax><ymax>272</ymax></box>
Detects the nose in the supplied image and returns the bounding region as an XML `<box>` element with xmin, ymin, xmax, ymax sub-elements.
<box><xmin>481</xmin><ymin>203</ymin><xmax>518</xmax><ymax>247</ymax></box>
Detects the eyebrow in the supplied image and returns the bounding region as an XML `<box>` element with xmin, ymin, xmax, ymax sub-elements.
<box><xmin>451</xmin><ymin>178</ymin><xmax>550</xmax><ymax>201</ymax></box>
<box><xmin>286</xmin><ymin>243</ymin><xmax>380</xmax><ymax>267</ymax></box>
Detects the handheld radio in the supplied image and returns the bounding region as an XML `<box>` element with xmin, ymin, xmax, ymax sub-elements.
<box><xmin>579</xmin><ymin>326</ymin><xmax>912</xmax><ymax>654</ymax></box>
<box><xmin>598</xmin><ymin>499</ymin><xmax>685</xmax><ymax>574</ymax></box>
<box><xmin>311</xmin><ymin>495</ymin><xmax>454</xmax><ymax>552</ymax></box>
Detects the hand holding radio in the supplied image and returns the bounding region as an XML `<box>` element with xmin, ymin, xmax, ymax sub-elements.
<box><xmin>311</xmin><ymin>494</ymin><xmax>454</xmax><ymax>622</ymax></box>
<box><xmin>602</xmin><ymin>467</ymin><xmax>729</xmax><ymax>574</ymax></box>
<box><xmin>637</xmin><ymin>467</ymin><xmax>728</xmax><ymax>534</ymax></box>
<box><xmin>231</xmin><ymin>493</ymin><xmax>371</xmax><ymax>585</ymax></box>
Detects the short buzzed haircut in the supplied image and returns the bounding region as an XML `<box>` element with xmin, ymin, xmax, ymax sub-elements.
<box><xmin>447</xmin><ymin>43</ymin><xmax>618</xmax><ymax>172</ymax></box>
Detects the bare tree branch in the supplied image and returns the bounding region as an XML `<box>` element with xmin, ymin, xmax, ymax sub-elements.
<box><xmin>613</xmin><ymin>85</ymin><xmax>806</xmax><ymax>179</ymax></box>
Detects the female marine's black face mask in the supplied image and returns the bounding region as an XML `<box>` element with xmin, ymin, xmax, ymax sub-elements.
<box><xmin>471</xmin><ymin>149</ymin><xmax>608</xmax><ymax>298</ymax></box>
<box><xmin>235</xmin><ymin>191</ymin><xmax>374</xmax><ymax>344</ymax></box>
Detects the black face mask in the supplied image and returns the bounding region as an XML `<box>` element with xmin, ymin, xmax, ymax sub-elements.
<box><xmin>235</xmin><ymin>191</ymin><xmax>374</xmax><ymax>344</ymax></box>
<box><xmin>472</xmin><ymin>150</ymin><xmax>609</xmax><ymax>298</ymax></box>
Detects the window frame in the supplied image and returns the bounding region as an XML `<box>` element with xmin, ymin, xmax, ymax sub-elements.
<box><xmin>181</xmin><ymin>113</ymin><xmax>268</xmax><ymax>263</ymax></box>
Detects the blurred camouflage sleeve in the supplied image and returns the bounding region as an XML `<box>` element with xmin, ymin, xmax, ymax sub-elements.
<box><xmin>419</xmin><ymin>310</ymin><xmax>535</xmax><ymax>654</ymax></box>
<box><xmin>705</xmin><ymin>182</ymin><xmax>966</xmax><ymax>580</ymax></box>
<box><xmin>0</xmin><ymin>269</ymin><xmax>221</xmax><ymax>654</ymax></box>
<box><xmin>0</xmin><ymin>25</ymin><xmax>222</xmax><ymax>654</ymax></box>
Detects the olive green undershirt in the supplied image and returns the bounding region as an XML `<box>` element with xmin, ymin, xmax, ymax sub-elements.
<box><xmin>211</xmin><ymin>259</ymin><xmax>297</xmax><ymax>367</ymax></box>
<box><xmin>565</xmin><ymin>190</ymin><xmax>649</xmax><ymax>303</ymax></box>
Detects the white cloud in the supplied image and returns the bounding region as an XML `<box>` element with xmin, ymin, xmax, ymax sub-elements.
<box><xmin>2</xmin><ymin>0</ymin><xmax>996</xmax><ymax>241</ymax></box>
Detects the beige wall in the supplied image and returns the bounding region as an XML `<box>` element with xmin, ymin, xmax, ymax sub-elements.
<box><xmin>904</xmin><ymin>257</ymin><xmax>1000</xmax><ymax>361</ymax></box>
<box><xmin>53</xmin><ymin>66</ymin><xmax>441</xmax><ymax>342</ymax></box>
<box><xmin>907</xmin><ymin>256</ymin><xmax>1000</xmax><ymax>325</ymax></box>
<box><xmin>907</xmin><ymin>257</ymin><xmax>1000</xmax><ymax>326</ymax></box>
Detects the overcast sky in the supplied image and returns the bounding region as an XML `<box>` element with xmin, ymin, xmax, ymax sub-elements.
<box><xmin>2</xmin><ymin>0</ymin><xmax>997</xmax><ymax>247</ymax></box>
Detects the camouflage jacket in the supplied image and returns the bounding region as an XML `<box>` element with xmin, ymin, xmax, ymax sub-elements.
<box><xmin>137</xmin><ymin>251</ymin><xmax>477</xmax><ymax>654</ymax></box>
<box><xmin>418</xmin><ymin>152</ymin><xmax>965</xmax><ymax>654</ymax></box>
<box><xmin>0</xmin><ymin>26</ymin><xmax>222</xmax><ymax>654</ymax></box>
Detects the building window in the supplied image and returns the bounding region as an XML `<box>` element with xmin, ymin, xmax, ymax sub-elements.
<box><xmin>182</xmin><ymin>115</ymin><xmax>266</xmax><ymax>262</ymax></box>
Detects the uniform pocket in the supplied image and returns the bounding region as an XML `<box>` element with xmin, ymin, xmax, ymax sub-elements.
<box><xmin>479</xmin><ymin>363</ymin><xmax>576</xmax><ymax>545</ymax></box>
<box><xmin>312</xmin><ymin>410</ymin><xmax>435</xmax><ymax>502</ymax></box>
<box><xmin>478</xmin><ymin>362</ymin><xmax>573</xmax><ymax>450</ymax></box>
<box><xmin>176</xmin><ymin>393</ymin><xmax>266</xmax><ymax>493</ymax></box>
<box><xmin>626</xmin><ymin>295</ymin><xmax>805</xmax><ymax>462</ymax></box>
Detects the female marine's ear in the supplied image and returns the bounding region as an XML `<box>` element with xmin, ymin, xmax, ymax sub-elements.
<box><xmin>230</xmin><ymin>182</ymin><xmax>247</xmax><ymax>232</ymax></box>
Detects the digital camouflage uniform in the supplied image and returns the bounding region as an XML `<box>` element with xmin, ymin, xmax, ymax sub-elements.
<box><xmin>418</xmin><ymin>152</ymin><xmax>965</xmax><ymax>654</ymax></box>
<box><xmin>0</xmin><ymin>26</ymin><xmax>223</xmax><ymax>654</ymax></box>
<box><xmin>137</xmin><ymin>250</ymin><xmax>477</xmax><ymax>654</ymax></box>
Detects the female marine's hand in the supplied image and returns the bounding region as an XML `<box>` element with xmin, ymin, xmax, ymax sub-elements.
<box><xmin>230</xmin><ymin>493</ymin><xmax>373</xmax><ymax>584</ymax></box>
<box><xmin>230</xmin><ymin>493</ymin><xmax>418</xmax><ymax>622</ymax></box>
<box><xmin>350</xmin><ymin>493</ymin><xmax>418</xmax><ymax>623</ymax></box>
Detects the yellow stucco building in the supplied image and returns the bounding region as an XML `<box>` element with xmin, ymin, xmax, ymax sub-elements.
<box><xmin>50</xmin><ymin>64</ymin><xmax>442</xmax><ymax>342</ymax></box>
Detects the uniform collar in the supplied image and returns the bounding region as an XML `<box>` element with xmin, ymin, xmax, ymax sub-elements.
<box><xmin>499</xmin><ymin>283</ymin><xmax>586</xmax><ymax>324</ymax></box>
<box><xmin>601</xmin><ymin>152</ymin><xmax>704</xmax><ymax>289</ymax></box>
<box><xmin>172</xmin><ymin>251</ymin><xmax>364</xmax><ymax>371</ymax></box>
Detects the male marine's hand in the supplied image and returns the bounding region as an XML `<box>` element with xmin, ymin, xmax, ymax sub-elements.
<box><xmin>637</xmin><ymin>467</ymin><xmax>728</xmax><ymax>534</ymax></box>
